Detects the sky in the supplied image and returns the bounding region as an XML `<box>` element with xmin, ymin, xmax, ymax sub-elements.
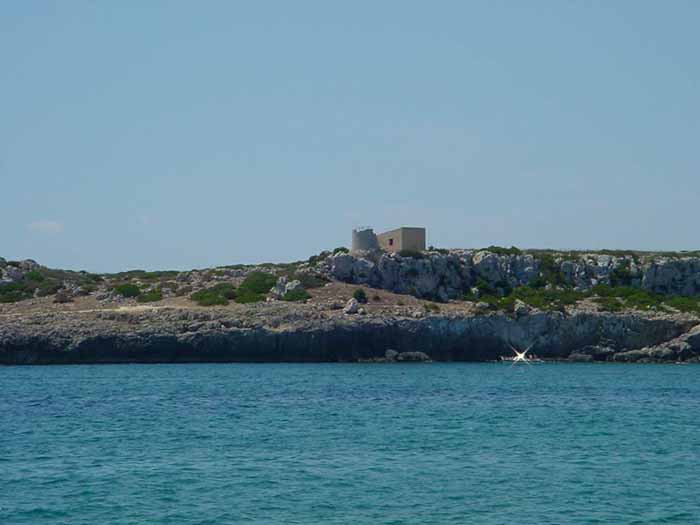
<box><xmin>1</xmin><ymin>1</ymin><xmax>698</xmax><ymax>272</ymax></box>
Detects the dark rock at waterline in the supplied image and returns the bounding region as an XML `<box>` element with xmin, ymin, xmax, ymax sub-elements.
<box><xmin>1</xmin><ymin>306</ymin><xmax>700</xmax><ymax>365</ymax></box>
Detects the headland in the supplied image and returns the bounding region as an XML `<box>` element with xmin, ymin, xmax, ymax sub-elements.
<box><xmin>2</xmin><ymin>247</ymin><xmax>700</xmax><ymax>364</ymax></box>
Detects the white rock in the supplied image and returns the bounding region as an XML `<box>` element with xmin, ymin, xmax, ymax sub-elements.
<box><xmin>343</xmin><ymin>298</ymin><xmax>359</xmax><ymax>314</ymax></box>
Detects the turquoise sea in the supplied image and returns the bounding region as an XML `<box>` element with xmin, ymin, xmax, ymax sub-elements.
<box><xmin>2</xmin><ymin>363</ymin><xmax>700</xmax><ymax>524</ymax></box>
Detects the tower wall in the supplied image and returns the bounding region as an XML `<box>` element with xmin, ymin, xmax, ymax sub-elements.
<box><xmin>352</xmin><ymin>228</ymin><xmax>379</xmax><ymax>253</ymax></box>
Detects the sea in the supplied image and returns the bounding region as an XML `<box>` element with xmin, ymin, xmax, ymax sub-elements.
<box><xmin>2</xmin><ymin>362</ymin><xmax>699</xmax><ymax>524</ymax></box>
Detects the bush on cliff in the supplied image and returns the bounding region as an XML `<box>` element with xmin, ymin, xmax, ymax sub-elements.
<box><xmin>353</xmin><ymin>288</ymin><xmax>368</xmax><ymax>304</ymax></box>
<box><xmin>137</xmin><ymin>289</ymin><xmax>163</xmax><ymax>303</ymax></box>
<box><xmin>282</xmin><ymin>288</ymin><xmax>311</xmax><ymax>302</ymax></box>
<box><xmin>282</xmin><ymin>271</ymin><xmax>328</xmax><ymax>289</ymax></box>
<box><xmin>0</xmin><ymin>282</ymin><xmax>32</xmax><ymax>303</ymax></box>
<box><xmin>234</xmin><ymin>272</ymin><xmax>276</xmax><ymax>304</ymax></box>
<box><xmin>484</xmin><ymin>245</ymin><xmax>522</xmax><ymax>256</ymax></box>
<box><xmin>191</xmin><ymin>291</ymin><xmax>228</xmax><ymax>306</ymax></box>
<box><xmin>113</xmin><ymin>283</ymin><xmax>141</xmax><ymax>298</ymax></box>
<box><xmin>24</xmin><ymin>270</ymin><xmax>45</xmax><ymax>282</ymax></box>
<box><xmin>308</xmin><ymin>250</ymin><xmax>332</xmax><ymax>265</ymax></box>
<box><xmin>530</xmin><ymin>254</ymin><xmax>566</xmax><ymax>288</ymax></box>
<box><xmin>190</xmin><ymin>283</ymin><xmax>237</xmax><ymax>306</ymax></box>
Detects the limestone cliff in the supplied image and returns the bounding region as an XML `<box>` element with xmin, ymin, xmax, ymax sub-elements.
<box><xmin>323</xmin><ymin>250</ymin><xmax>700</xmax><ymax>301</ymax></box>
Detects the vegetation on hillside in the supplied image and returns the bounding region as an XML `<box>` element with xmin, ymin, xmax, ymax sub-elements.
<box><xmin>281</xmin><ymin>288</ymin><xmax>311</xmax><ymax>302</ymax></box>
<box><xmin>190</xmin><ymin>283</ymin><xmax>237</xmax><ymax>306</ymax></box>
<box><xmin>0</xmin><ymin>265</ymin><xmax>99</xmax><ymax>303</ymax></box>
<box><xmin>234</xmin><ymin>272</ymin><xmax>277</xmax><ymax>304</ymax></box>
<box><xmin>353</xmin><ymin>288</ymin><xmax>368</xmax><ymax>304</ymax></box>
<box><xmin>466</xmin><ymin>283</ymin><xmax>700</xmax><ymax>315</ymax></box>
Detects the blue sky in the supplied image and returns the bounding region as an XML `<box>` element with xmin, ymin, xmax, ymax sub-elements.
<box><xmin>2</xmin><ymin>1</ymin><xmax>698</xmax><ymax>271</ymax></box>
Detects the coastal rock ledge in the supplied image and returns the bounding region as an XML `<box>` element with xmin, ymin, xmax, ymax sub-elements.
<box><xmin>1</xmin><ymin>306</ymin><xmax>699</xmax><ymax>365</ymax></box>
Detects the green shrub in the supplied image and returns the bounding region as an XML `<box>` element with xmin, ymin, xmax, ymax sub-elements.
<box><xmin>234</xmin><ymin>289</ymin><xmax>265</xmax><ymax>304</ymax></box>
<box><xmin>308</xmin><ymin>251</ymin><xmax>331</xmax><ymax>265</ymax></box>
<box><xmin>594</xmin><ymin>296</ymin><xmax>623</xmax><ymax>312</ymax></box>
<box><xmin>485</xmin><ymin>245</ymin><xmax>522</xmax><ymax>256</ymax></box>
<box><xmin>282</xmin><ymin>288</ymin><xmax>311</xmax><ymax>302</ymax></box>
<box><xmin>113</xmin><ymin>283</ymin><xmax>141</xmax><ymax>298</ymax></box>
<box><xmin>234</xmin><ymin>272</ymin><xmax>277</xmax><ymax>304</ymax></box>
<box><xmin>208</xmin><ymin>283</ymin><xmax>237</xmax><ymax>299</ymax></box>
<box><xmin>474</xmin><ymin>278</ymin><xmax>496</xmax><ymax>296</ymax></box>
<box><xmin>36</xmin><ymin>280</ymin><xmax>62</xmax><ymax>297</ymax></box>
<box><xmin>664</xmin><ymin>296</ymin><xmax>700</xmax><ymax>314</ymax></box>
<box><xmin>24</xmin><ymin>270</ymin><xmax>45</xmax><ymax>282</ymax></box>
<box><xmin>610</xmin><ymin>261</ymin><xmax>634</xmax><ymax>287</ymax></box>
<box><xmin>239</xmin><ymin>272</ymin><xmax>277</xmax><ymax>294</ymax></box>
<box><xmin>191</xmin><ymin>289</ymin><xmax>229</xmax><ymax>306</ymax></box>
<box><xmin>372</xmin><ymin>294</ymin><xmax>382</xmax><ymax>302</ymax></box>
<box><xmin>190</xmin><ymin>283</ymin><xmax>237</xmax><ymax>306</ymax></box>
<box><xmin>332</xmin><ymin>247</ymin><xmax>349</xmax><ymax>254</ymax></box>
<box><xmin>0</xmin><ymin>282</ymin><xmax>32</xmax><ymax>303</ymax></box>
<box><xmin>288</xmin><ymin>272</ymin><xmax>328</xmax><ymax>289</ymax></box>
<box><xmin>137</xmin><ymin>290</ymin><xmax>163</xmax><ymax>303</ymax></box>
<box><xmin>531</xmin><ymin>254</ymin><xmax>566</xmax><ymax>288</ymax></box>
<box><xmin>353</xmin><ymin>288</ymin><xmax>368</xmax><ymax>304</ymax></box>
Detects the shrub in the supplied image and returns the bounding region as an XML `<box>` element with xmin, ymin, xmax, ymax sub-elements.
<box><xmin>372</xmin><ymin>294</ymin><xmax>382</xmax><ymax>302</ymax></box>
<box><xmin>239</xmin><ymin>272</ymin><xmax>276</xmax><ymax>294</ymax></box>
<box><xmin>24</xmin><ymin>270</ymin><xmax>45</xmax><ymax>282</ymax></box>
<box><xmin>234</xmin><ymin>272</ymin><xmax>276</xmax><ymax>304</ymax></box>
<box><xmin>485</xmin><ymin>245</ymin><xmax>522</xmax><ymax>256</ymax></box>
<box><xmin>113</xmin><ymin>283</ymin><xmax>141</xmax><ymax>298</ymax></box>
<box><xmin>234</xmin><ymin>289</ymin><xmax>265</xmax><ymax>304</ymax></box>
<box><xmin>474</xmin><ymin>278</ymin><xmax>496</xmax><ymax>296</ymax></box>
<box><xmin>663</xmin><ymin>296</ymin><xmax>700</xmax><ymax>315</ymax></box>
<box><xmin>0</xmin><ymin>282</ymin><xmax>32</xmax><ymax>303</ymax></box>
<box><xmin>191</xmin><ymin>289</ymin><xmax>229</xmax><ymax>306</ymax></box>
<box><xmin>137</xmin><ymin>290</ymin><xmax>163</xmax><ymax>303</ymax></box>
<box><xmin>610</xmin><ymin>261</ymin><xmax>634</xmax><ymax>287</ymax></box>
<box><xmin>77</xmin><ymin>284</ymin><xmax>97</xmax><ymax>296</ymax></box>
<box><xmin>33</xmin><ymin>280</ymin><xmax>61</xmax><ymax>297</ymax></box>
<box><xmin>208</xmin><ymin>283</ymin><xmax>237</xmax><ymax>300</ymax></box>
<box><xmin>308</xmin><ymin>251</ymin><xmax>331</xmax><ymax>265</ymax></box>
<box><xmin>531</xmin><ymin>254</ymin><xmax>566</xmax><ymax>288</ymax></box>
<box><xmin>282</xmin><ymin>288</ymin><xmax>311</xmax><ymax>302</ymax></box>
<box><xmin>594</xmin><ymin>296</ymin><xmax>623</xmax><ymax>312</ymax></box>
<box><xmin>288</xmin><ymin>272</ymin><xmax>328</xmax><ymax>289</ymax></box>
<box><xmin>353</xmin><ymin>288</ymin><xmax>368</xmax><ymax>304</ymax></box>
<box><xmin>332</xmin><ymin>247</ymin><xmax>349</xmax><ymax>254</ymax></box>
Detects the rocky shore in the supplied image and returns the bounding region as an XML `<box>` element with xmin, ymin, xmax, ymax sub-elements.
<box><xmin>2</xmin><ymin>250</ymin><xmax>700</xmax><ymax>365</ymax></box>
<box><xmin>2</xmin><ymin>292</ymin><xmax>699</xmax><ymax>365</ymax></box>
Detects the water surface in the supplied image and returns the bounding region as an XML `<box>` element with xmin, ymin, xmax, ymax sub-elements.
<box><xmin>2</xmin><ymin>363</ymin><xmax>700</xmax><ymax>524</ymax></box>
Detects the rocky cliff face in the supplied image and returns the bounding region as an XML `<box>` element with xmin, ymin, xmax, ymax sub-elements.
<box><xmin>1</xmin><ymin>303</ymin><xmax>698</xmax><ymax>365</ymax></box>
<box><xmin>323</xmin><ymin>250</ymin><xmax>700</xmax><ymax>300</ymax></box>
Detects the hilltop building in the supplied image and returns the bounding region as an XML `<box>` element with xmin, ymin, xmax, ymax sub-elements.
<box><xmin>351</xmin><ymin>227</ymin><xmax>426</xmax><ymax>254</ymax></box>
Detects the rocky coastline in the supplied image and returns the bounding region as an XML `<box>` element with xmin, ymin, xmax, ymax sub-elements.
<box><xmin>2</xmin><ymin>250</ymin><xmax>700</xmax><ymax>365</ymax></box>
<box><xmin>2</xmin><ymin>299</ymin><xmax>700</xmax><ymax>365</ymax></box>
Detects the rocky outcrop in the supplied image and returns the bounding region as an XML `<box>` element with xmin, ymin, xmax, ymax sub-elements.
<box><xmin>322</xmin><ymin>251</ymin><xmax>700</xmax><ymax>300</ymax></box>
<box><xmin>268</xmin><ymin>276</ymin><xmax>303</xmax><ymax>300</ymax></box>
<box><xmin>1</xmin><ymin>304</ymin><xmax>698</xmax><ymax>365</ymax></box>
<box><xmin>613</xmin><ymin>325</ymin><xmax>700</xmax><ymax>363</ymax></box>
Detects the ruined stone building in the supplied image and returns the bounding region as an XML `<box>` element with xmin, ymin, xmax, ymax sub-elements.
<box><xmin>351</xmin><ymin>227</ymin><xmax>426</xmax><ymax>254</ymax></box>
